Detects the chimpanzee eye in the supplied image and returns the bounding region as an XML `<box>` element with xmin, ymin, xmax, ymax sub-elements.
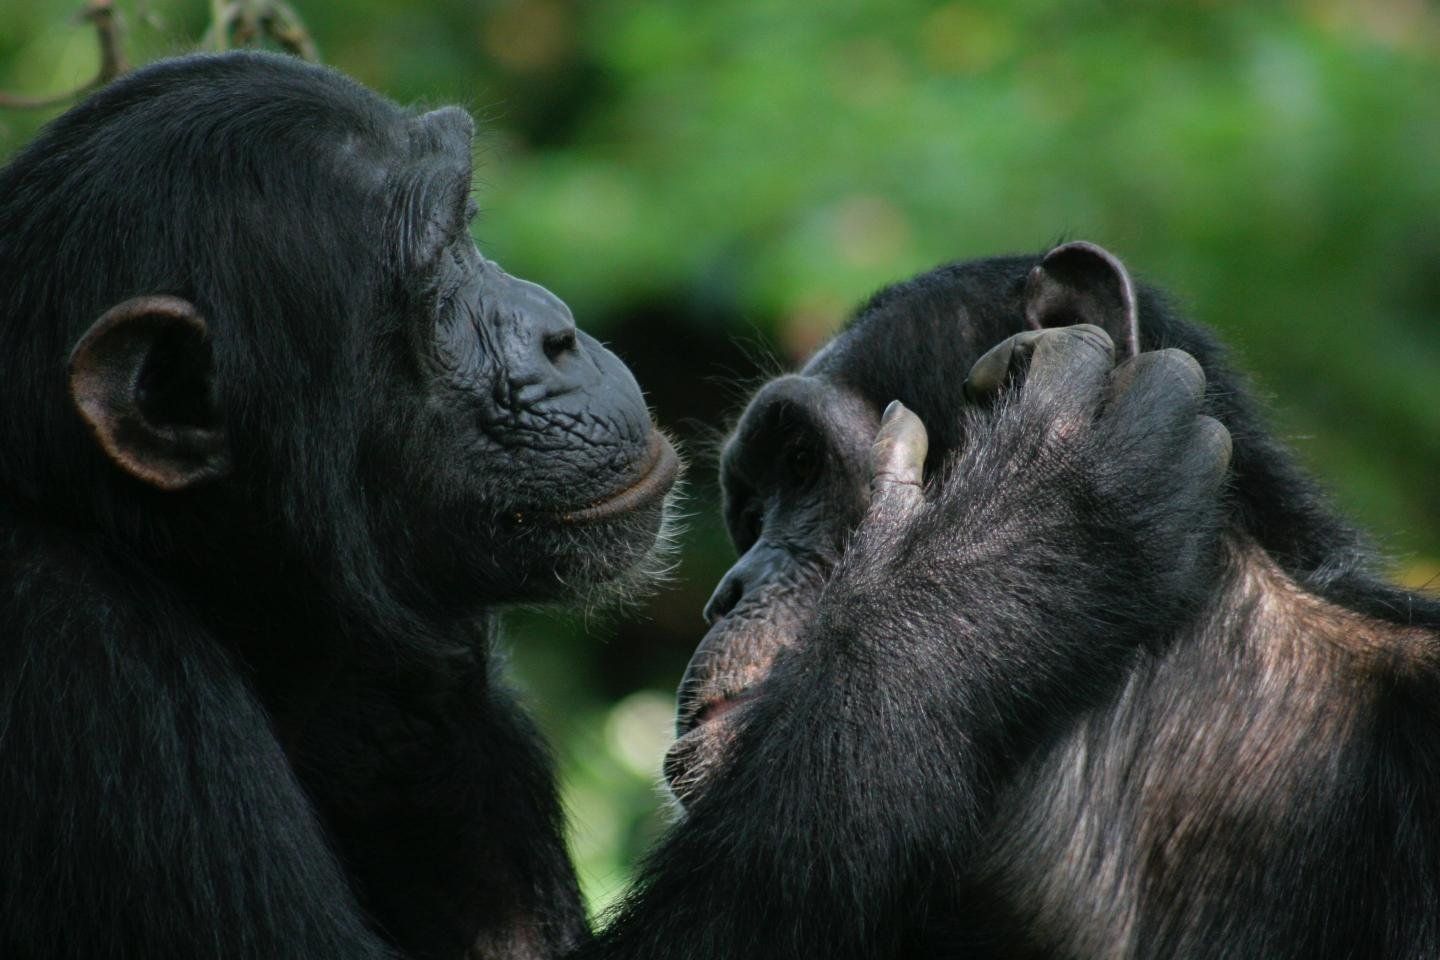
<box><xmin>740</xmin><ymin>502</ymin><xmax>764</xmax><ymax>549</ymax></box>
<box><xmin>433</xmin><ymin>275</ymin><xmax>460</xmax><ymax>319</ymax></box>
<box><xmin>429</xmin><ymin>247</ymin><xmax>472</xmax><ymax>322</ymax></box>
<box><xmin>781</xmin><ymin>438</ymin><xmax>820</xmax><ymax>489</ymax></box>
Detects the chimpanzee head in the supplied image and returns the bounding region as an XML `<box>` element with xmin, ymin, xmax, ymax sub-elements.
<box><xmin>0</xmin><ymin>52</ymin><xmax>677</xmax><ymax>620</ymax></box>
<box><xmin>664</xmin><ymin>243</ymin><xmax>1177</xmax><ymax>806</ymax></box>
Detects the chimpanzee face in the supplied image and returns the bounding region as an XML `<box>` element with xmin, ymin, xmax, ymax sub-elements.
<box><xmin>57</xmin><ymin>63</ymin><xmax>676</xmax><ymax>615</ymax></box>
<box><xmin>662</xmin><ymin>292</ymin><xmax>1014</xmax><ymax>805</ymax></box>
<box><xmin>662</xmin><ymin>360</ymin><xmax>881</xmax><ymax>809</ymax></box>
<box><xmin>363</xmin><ymin>106</ymin><xmax>679</xmax><ymax>607</ymax></box>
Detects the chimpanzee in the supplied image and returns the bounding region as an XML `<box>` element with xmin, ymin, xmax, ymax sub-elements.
<box><xmin>0</xmin><ymin>53</ymin><xmax>678</xmax><ymax>959</ymax></box>
<box><xmin>587</xmin><ymin>242</ymin><xmax>1440</xmax><ymax>959</ymax></box>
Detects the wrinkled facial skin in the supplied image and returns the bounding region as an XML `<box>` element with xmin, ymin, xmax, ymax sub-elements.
<box><xmin>364</xmin><ymin>109</ymin><xmax>677</xmax><ymax>610</ymax></box>
<box><xmin>429</xmin><ymin>242</ymin><xmax>662</xmax><ymax>506</ymax></box>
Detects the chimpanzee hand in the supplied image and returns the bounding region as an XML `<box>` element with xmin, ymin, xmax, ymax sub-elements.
<box><xmin>585</xmin><ymin>327</ymin><xmax>1233</xmax><ymax>960</ymax></box>
<box><xmin>855</xmin><ymin>323</ymin><xmax>1231</xmax><ymax>642</ymax></box>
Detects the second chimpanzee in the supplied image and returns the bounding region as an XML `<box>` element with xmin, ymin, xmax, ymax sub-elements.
<box><xmin>0</xmin><ymin>54</ymin><xmax>677</xmax><ymax>959</ymax></box>
<box><xmin>589</xmin><ymin>242</ymin><xmax>1440</xmax><ymax>958</ymax></box>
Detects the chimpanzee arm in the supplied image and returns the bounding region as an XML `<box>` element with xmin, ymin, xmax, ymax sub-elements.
<box><xmin>286</xmin><ymin>640</ymin><xmax>589</xmax><ymax>960</ymax></box>
<box><xmin>585</xmin><ymin>326</ymin><xmax>1231</xmax><ymax>959</ymax></box>
<box><xmin>0</xmin><ymin>539</ymin><xmax>397</xmax><ymax>960</ymax></box>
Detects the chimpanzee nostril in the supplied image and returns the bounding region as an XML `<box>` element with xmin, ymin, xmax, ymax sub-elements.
<box><xmin>491</xmin><ymin>264</ymin><xmax>582</xmax><ymax>373</ymax></box>
<box><xmin>703</xmin><ymin>575</ymin><xmax>745</xmax><ymax>626</ymax></box>
<box><xmin>703</xmin><ymin>541</ymin><xmax>789</xmax><ymax>626</ymax></box>
<box><xmin>543</xmin><ymin>329</ymin><xmax>579</xmax><ymax>365</ymax></box>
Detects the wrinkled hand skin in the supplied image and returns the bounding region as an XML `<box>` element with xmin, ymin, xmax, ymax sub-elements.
<box><xmin>586</xmin><ymin>326</ymin><xmax>1231</xmax><ymax>960</ymax></box>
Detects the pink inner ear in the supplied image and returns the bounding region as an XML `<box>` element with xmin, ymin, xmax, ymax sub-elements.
<box><xmin>1024</xmin><ymin>242</ymin><xmax>1141</xmax><ymax>359</ymax></box>
<box><xmin>67</xmin><ymin>295</ymin><xmax>229</xmax><ymax>492</ymax></box>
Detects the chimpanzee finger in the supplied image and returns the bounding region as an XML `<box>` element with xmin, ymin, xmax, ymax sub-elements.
<box><xmin>1186</xmin><ymin>415</ymin><xmax>1233</xmax><ymax>493</ymax></box>
<box><xmin>964</xmin><ymin>326</ymin><xmax>1116</xmax><ymax>420</ymax></box>
<box><xmin>1102</xmin><ymin>349</ymin><xmax>1207</xmax><ymax>456</ymax></box>
<box><xmin>1019</xmin><ymin>324</ymin><xmax>1116</xmax><ymax>414</ymax></box>
<box><xmin>1104</xmin><ymin>348</ymin><xmax>1206</xmax><ymax>414</ymax></box>
<box><xmin>963</xmin><ymin>330</ymin><xmax>1046</xmax><ymax>404</ymax></box>
<box><xmin>868</xmin><ymin>400</ymin><xmax>928</xmax><ymax>517</ymax></box>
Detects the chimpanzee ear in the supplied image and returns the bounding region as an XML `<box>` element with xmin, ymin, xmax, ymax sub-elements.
<box><xmin>68</xmin><ymin>295</ymin><xmax>231</xmax><ymax>491</ymax></box>
<box><xmin>1024</xmin><ymin>241</ymin><xmax>1140</xmax><ymax>358</ymax></box>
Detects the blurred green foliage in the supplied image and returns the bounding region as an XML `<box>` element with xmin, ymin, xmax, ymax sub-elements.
<box><xmin>4</xmin><ymin>0</ymin><xmax>1439</xmax><ymax>914</ymax></box>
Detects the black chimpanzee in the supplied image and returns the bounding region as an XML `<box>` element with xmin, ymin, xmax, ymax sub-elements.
<box><xmin>0</xmin><ymin>53</ymin><xmax>678</xmax><ymax>959</ymax></box>
<box><xmin>587</xmin><ymin>242</ymin><xmax>1440</xmax><ymax>959</ymax></box>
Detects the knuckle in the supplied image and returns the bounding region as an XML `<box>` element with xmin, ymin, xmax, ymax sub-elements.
<box><xmin>1113</xmin><ymin>349</ymin><xmax>1205</xmax><ymax>412</ymax></box>
<box><xmin>1151</xmin><ymin>348</ymin><xmax>1206</xmax><ymax>397</ymax></box>
<box><xmin>1038</xmin><ymin>324</ymin><xmax>1114</xmax><ymax>367</ymax></box>
<box><xmin>1193</xmin><ymin>414</ymin><xmax>1233</xmax><ymax>467</ymax></box>
<box><xmin>1066</xmin><ymin>323</ymin><xmax>1115</xmax><ymax>355</ymax></box>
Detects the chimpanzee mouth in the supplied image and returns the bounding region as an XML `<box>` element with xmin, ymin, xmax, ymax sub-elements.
<box><xmin>557</xmin><ymin>430</ymin><xmax>679</xmax><ymax>524</ymax></box>
<box><xmin>677</xmin><ymin>687</ymin><xmax>758</xmax><ymax>738</ymax></box>
<box><xmin>663</xmin><ymin>686</ymin><xmax>761</xmax><ymax>805</ymax></box>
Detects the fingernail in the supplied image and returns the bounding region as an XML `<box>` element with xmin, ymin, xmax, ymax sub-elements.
<box><xmin>882</xmin><ymin>399</ymin><xmax>904</xmax><ymax>425</ymax></box>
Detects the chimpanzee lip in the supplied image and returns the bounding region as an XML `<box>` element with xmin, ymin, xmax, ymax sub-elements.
<box><xmin>694</xmin><ymin>690</ymin><xmax>756</xmax><ymax>728</ymax></box>
<box><xmin>556</xmin><ymin>430</ymin><xmax>678</xmax><ymax>524</ymax></box>
<box><xmin>665</xmin><ymin>689</ymin><xmax>757</xmax><ymax>801</ymax></box>
<box><xmin>677</xmin><ymin>686</ymin><xmax>757</xmax><ymax>738</ymax></box>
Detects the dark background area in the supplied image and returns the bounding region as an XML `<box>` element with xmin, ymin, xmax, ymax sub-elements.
<box><xmin>3</xmin><ymin>0</ymin><xmax>1438</xmax><ymax>911</ymax></box>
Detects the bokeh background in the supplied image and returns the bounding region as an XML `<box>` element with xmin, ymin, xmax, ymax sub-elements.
<box><xmin>4</xmin><ymin>0</ymin><xmax>1438</xmax><ymax>914</ymax></box>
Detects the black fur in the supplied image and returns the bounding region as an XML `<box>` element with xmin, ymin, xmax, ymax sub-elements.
<box><xmin>0</xmin><ymin>52</ymin><xmax>675</xmax><ymax>959</ymax></box>
<box><xmin>591</xmin><ymin>250</ymin><xmax>1440</xmax><ymax>958</ymax></box>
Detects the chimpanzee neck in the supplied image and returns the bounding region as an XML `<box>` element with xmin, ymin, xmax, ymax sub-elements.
<box><xmin>194</xmin><ymin>563</ymin><xmax>496</xmax><ymax>728</ymax></box>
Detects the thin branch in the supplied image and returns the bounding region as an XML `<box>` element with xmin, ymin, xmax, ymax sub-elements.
<box><xmin>205</xmin><ymin>0</ymin><xmax>318</xmax><ymax>62</ymax></box>
<box><xmin>265</xmin><ymin>0</ymin><xmax>319</xmax><ymax>61</ymax></box>
<box><xmin>0</xmin><ymin>0</ymin><xmax>129</xmax><ymax>110</ymax></box>
<box><xmin>1</xmin><ymin>0</ymin><xmax>319</xmax><ymax>113</ymax></box>
<box><xmin>205</xmin><ymin>0</ymin><xmax>234</xmax><ymax>52</ymax></box>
